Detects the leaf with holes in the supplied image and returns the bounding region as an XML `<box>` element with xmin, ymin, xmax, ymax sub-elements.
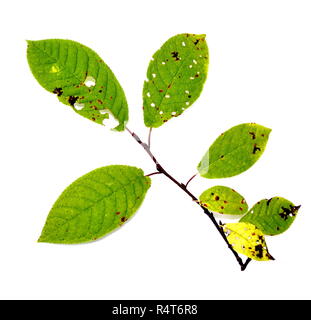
<box><xmin>143</xmin><ymin>33</ymin><xmax>209</xmax><ymax>128</ymax></box>
<box><xmin>222</xmin><ymin>222</ymin><xmax>274</xmax><ymax>261</ymax></box>
<box><xmin>27</xmin><ymin>39</ymin><xmax>128</xmax><ymax>131</ymax></box>
<box><xmin>38</xmin><ymin>165</ymin><xmax>151</xmax><ymax>244</ymax></box>
<box><xmin>240</xmin><ymin>197</ymin><xmax>301</xmax><ymax>235</ymax></box>
<box><xmin>198</xmin><ymin>123</ymin><xmax>271</xmax><ymax>178</ymax></box>
<box><xmin>199</xmin><ymin>186</ymin><xmax>248</xmax><ymax>215</ymax></box>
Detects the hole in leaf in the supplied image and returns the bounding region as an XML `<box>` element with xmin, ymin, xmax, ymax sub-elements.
<box><xmin>171</xmin><ymin>111</ymin><xmax>177</xmax><ymax>116</ymax></box>
<box><xmin>99</xmin><ymin>109</ymin><xmax>119</xmax><ymax>129</ymax></box>
<box><xmin>165</xmin><ymin>94</ymin><xmax>170</xmax><ymax>98</ymax></box>
<box><xmin>190</xmin><ymin>76</ymin><xmax>195</xmax><ymax>80</ymax></box>
<box><xmin>146</xmin><ymin>92</ymin><xmax>151</xmax><ymax>97</ymax></box>
<box><xmin>74</xmin><ymin>102</ymin><xmax>85</xmax><ymax>110</ymax></box>
<box><xmin>150</xmin><ymin>103</ymin><xmax>155</xmax><ymax>107</ymax></box>
<box><xmin>193</xmin><ymin>59</ymin><xmax>197</xmax><ymax>64</ymax></box>
<box><xmin>189</xmin><ymin>65</ymin><xmax>193</xmax><ymax>68</ymax></box>
<box><xmin>161</xmin><ymin>61</ymin><xmax>166</xmax><ymax>65</ymax></box>
<box><xmin>159</xmin><ymin>111</ymin><xmax>164</xmax><ymax>115</ymax></box>
<box><xmin>152</xmin><ymin>73</ymin><xmax>156</xmax><ymax>78</ymax></box>
<box><xmin>185</xmin><ymin>90</ymin><xmax>190</xmax><ymax>94</ymax></box>
<box><xmin>84</xmin><ymin>76</ymin><xmax>96</xmax><ymax>87</ymax></box>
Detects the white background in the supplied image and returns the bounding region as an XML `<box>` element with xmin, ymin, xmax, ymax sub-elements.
<box><xmin>1</xmin><ymin>0</ymin><xmax>310</xmax><ymax>300</ymax></box>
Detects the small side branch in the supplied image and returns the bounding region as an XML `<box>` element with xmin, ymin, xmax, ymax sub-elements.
<box><xmin>126</xmin><ymin>126</ymin><xmax>251</xmax><ymax>271</ymax></box>
<box><xmin>185</xmin><ymin>173</ymin><xmax>198</xmax><ymax>188</ymax></box>
<box><xmin>146</xmin><ymin>172</ymin><xmax>162</xmax><ymax>177</ymax></box>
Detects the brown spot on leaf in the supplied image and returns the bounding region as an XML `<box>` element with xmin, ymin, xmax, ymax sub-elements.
<box><xmin>68</xmin><ymin>96</ymin><xmax>78</xmax><ymax>106</ymax></box>
<box><xmin>215</xmin><ymin>196</ymin><xmax>220</xmax><ymax>201</ymax></box>
<box><xmin>171</xmin><ymin>51</ymin><xmax>180</xmax><ymax>61</ymax></box>
<box><xmin>249</xmin><ymin>132</ymin><xmax>256</xmax><ymax>139</ymax></box>
<box><xmin>253</xmin><ymin>144</ymin><xmax>261</xmax><ymax>154</ymax></box>
<box><xmin>52</xmin><ymin>88</ymin><xmax>63</xmax><ymax>97</ymax></box>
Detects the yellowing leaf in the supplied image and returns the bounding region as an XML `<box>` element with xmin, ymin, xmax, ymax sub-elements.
<box><xmin>199</xmin><ymin>185</ymin><xmax>248</xmax><ymax>215</ymax></box>
<box><xmin>222</xmin><ymin>222</ymin><xmax>274</xmax><ymax>261</ymax></box>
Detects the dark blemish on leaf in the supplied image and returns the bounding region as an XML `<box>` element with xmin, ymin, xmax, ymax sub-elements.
<box><xmin>99</xmin><ymin>90</ymin><xmax>103</xmax><ymax>93</ymax></box>
<box><xmin>255</xmin><ymin>244</ymin><xmax>264</xmax><ymax>259</ymax></box>
<box><xmin>168</xmin><ymin>84</ymin><xmax>172</xmax><ymax>89</ymax></box>
<box><xmin>97</xmin><ymin>99</ymin><xmax>103</xmax><ymax>104</ymax></box>
<box><xmin>231</xmin><ymin>189</ymin><xmax>236</xmax><ymax>193</ymax></box>
<box><xmin>261</xmin><ymin>134</ymin><xmax>265</xmax><ymax>137</ymax></box>
<box><xmin>91</xmin><ymin>117</ymin><xmax>96</xmax><ymax>121</ymax></box>
<box><xmin>120</xmin><ymin>217</ymin><xmax>128</xmax><ymax>223</ymax></box>
<box><xmin>91</xmin><ymin>106</ymin><xmax>98</xmax><ymax>110</ymax></box>
<box><xmin>241</xmin><ymin>199</ymin><xmax>246</xmax><ymax>204</ymax></box>
<box><xmin>188</xmin><ymin>95</ymin><xmax>192</xmax><ymax>98</ymax></box>
<box><xmin>221</xmin><ymin>206</ymin><xmax>224</xmax><ymax>209</ymax></box>
<box><xmin>279</xmin><ymin>205</ymin><xmax>301</xmax><ymax>220</ymax></box>
<box><xmin>195</xmin><ymin>73</ymin><xmax>199</xmax><ymax>78</ymax></box>
<box><xmin>171</xmin><ymin>51</ymin><xmax>180</xmax><ymax>61</ymax></box>
<box><xmin>215</xmin><ymin>196</ymin><xmax>220</xmax><ymax>201</ymax></box>
<box><xmin>109</xmin><ymin>96</ymin><xmax>112</xmax><ymax>100</ymax></box>
<box><xmin>277</xmin><ymin>227</ymin><xmax>280</xmax><ymax>231</ymax></box>
<box><xmin>68</xmin><ymin>96</ymin><xmax>78</xmax><ymax>106</ymax></box>
<box><xmin>239</xmin><ymin>207</ymin><xmax>243</xmax><ymax>211</ymax></box>
<box><xmin>267</xmin><ymin>198</ymin><xmax>272</xmax><ymax>206</ymax></box>
<box><xmin>115</xmin><ymin>212</ymin><xmax>121</xmax><ymax>215</ymax></box>
<box><xmin>159</xmin><ymin>89</ymin><xmax>163</xmax><ymax>92</ymax></box>
<box><xmin>220</xmin><ymin>155</ymin><xmax>224</xmax><ymax>159</ymax></box>
<box><xmin>224</xmin><ymin>201</ymin><xmax>228</xmax><ymax>204</ymax></box>
<box><xmin>249</xmin><ymin>132</ymin><xmax>256</xmax><ymax>140</ymax></box>
<box><xmin>253</xmin><ymin>144</ymin><xmax>261</xmax><ymax>154</ymax></box>
<box><xmin>53</xmin><ymin>88</ymin><xmax>63</xmax><ymax>97</ymax></box>
<box><xmin>193</xmin><ymin>39</ymin><xmax>199</xmax><ymax>45</ymax></box>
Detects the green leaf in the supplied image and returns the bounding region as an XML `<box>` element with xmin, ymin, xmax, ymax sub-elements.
<box><xmin>143</xmin><ymin>33</ymin><xmax>209</xmax><ymax>128</ymax></box>
<box><xmin>197</xmin><ymin>123</ymin><xmax>271</xmax><ymax>178</ymax></box>
<box><xmin>240</xmin><ymin>197</ymin><xmax>301</xmax><ymax>235</ymax></box>
<box><xmin>199</xmin><ymin>186</ymin><xmax>248</xmax><ymax>215</ymax></box>
<box><xmin>38</xmin><ymin>165</ymin><xmax>151</xmax><ymax>244</ymax></box>
<box><xmin>27</xmin><ymin>39</ymin><xmax>128</xmax><ymax>131</ymax></box>
<box><xmin>222</xmin><ymin>222</ymin><xmax>274</xmax><ymax>261</ymax></box>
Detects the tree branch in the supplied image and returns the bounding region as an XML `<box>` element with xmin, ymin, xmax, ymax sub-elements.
<box><xmin>126</xmin><ymin>126</ymin><xmax>251</xmax><ymax>271</ymax></box>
